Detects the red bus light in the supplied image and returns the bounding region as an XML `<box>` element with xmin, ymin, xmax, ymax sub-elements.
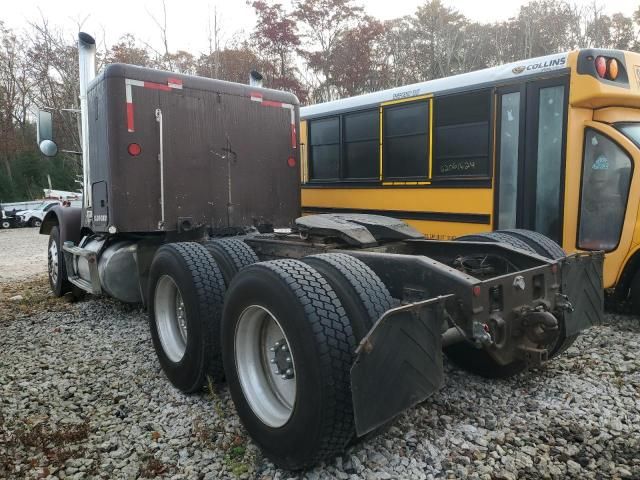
<box><xmin>595</xmin><ymin>56</ymin><xmax>607</xmax><ymax>78</ymax></box>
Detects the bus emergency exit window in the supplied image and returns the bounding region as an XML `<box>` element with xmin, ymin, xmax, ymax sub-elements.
<box><xmin>433</xmin><ymin>90</ymin><xmax>491</xmax><ymax>178</ymax></box>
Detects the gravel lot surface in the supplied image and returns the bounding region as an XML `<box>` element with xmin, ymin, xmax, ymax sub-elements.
<box><xmin>1</xmin><ymin>230</ymin><xmax>639</xmax><ymax>479</ymax></box>
<box><xmin>0</xmin><ymin>227</ymin><xmax>48</xmax><ymax>283</ymax></box>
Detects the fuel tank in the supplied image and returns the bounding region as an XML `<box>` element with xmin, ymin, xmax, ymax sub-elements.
<box><xmin>76</xmin><ymin>238</ymin><xmax>141</xmax><ymax>303</ymax></box>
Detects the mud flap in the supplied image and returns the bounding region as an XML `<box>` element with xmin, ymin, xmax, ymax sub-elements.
<box><xmin>350</xmin><ymin>296</ymin><xmax>450</xmax><ymax>437</ymax></box>
<box><xmin>560</xmin><ymin>252</ymin><xmax>605</xmax><ymax>337</ymax></box>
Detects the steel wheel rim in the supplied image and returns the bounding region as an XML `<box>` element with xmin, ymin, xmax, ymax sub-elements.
<box><xmin>235</xmin><ymin>305</ymin><xmax>296</xmax><ymax>428</ymax></box>
<box><xmin>48</xmin><ymin>241</ymin><xmax>58</xmax><ymax>285</ymax></box>
<box><xmin>155</xmin><ymin>275</ymin><xmax>188</xmax><ymax>363</ymax></box>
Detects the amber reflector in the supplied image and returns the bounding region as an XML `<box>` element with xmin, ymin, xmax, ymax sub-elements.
<box><xmin>607</xmin><ymin>58</ymin><xmax>619</xmax><ymax>80</ymax></box>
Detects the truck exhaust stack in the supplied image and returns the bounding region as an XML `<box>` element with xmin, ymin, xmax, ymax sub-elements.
<box><xmin>78</xmin><ymin>32</ymin><xmax>96</xmax><ymax>211</ymax></box>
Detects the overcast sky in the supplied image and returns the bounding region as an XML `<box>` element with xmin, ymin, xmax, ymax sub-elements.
<box><xmin>3</xmin><ymin>0</ymin><xmax>639</xmax><ymax>54</ymax></box>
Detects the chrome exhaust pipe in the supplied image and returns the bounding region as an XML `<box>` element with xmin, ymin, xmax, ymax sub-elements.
<box><xmin>78</xmin><ymin>32</ymin><xmax>96</xmax><ymax>211</ymax></box>
<box><xmin>249</xmin><ymin>70</ymin><xmax>263</xmax><ymax>88</ymax></box>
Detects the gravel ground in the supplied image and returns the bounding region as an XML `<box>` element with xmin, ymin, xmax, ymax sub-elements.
<box><xmin>0</xmin><ymin>230</ymin><xmax>639</xmax><ymax>479</ymax></box>
<box><xmin>0</xmin><ymin>227</ymin><xmax>48</xmax><ymax>283</ymax></box>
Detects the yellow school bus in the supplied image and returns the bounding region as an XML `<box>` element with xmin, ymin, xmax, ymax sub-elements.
<box><xmin>300</xmin><ymin>49</ymin><xmax>640</xmax><ymax>311</ymax></box>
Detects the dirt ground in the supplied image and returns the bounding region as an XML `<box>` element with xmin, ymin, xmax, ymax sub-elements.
<box><xmin>0</xmin><ymin>227</ymin><xmax>49</xmax><ymax>284</ymax></box>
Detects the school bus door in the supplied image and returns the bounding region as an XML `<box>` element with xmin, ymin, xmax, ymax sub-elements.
<box><xmin>495</xmin><ymin>76</ymin><xmax>569</xmax><ymax>244</ymax></box>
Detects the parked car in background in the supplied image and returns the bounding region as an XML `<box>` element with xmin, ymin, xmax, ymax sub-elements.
<box><xmin>1</xmin><ymin>208</ymin><xmax>18</xmax><ymax>229</ymax></box>
<box><xmin>17</xmin><ymin>201</ymin><xmax>61</xmax><ymax>227</ymax></box>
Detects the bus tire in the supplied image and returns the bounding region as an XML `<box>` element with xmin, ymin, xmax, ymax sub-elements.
<box><xmin>497</xmin><ymin>229</ymin><xmax>566</xmax><ymax>259</ymax></box>
<box><xmin>630</xmin><ymin>270</ymin><xmax>640</xmax><ymax>316</ymax></box>
<box><xmin>222</xmin><ymin>260</ymin><xmax>355</xmax><ymax>469</ymax></box>
<box><xmin>203</xmin><ymin>238</ymin><xmax>259</xmax><ymax>286</ymax></box>
<box><xmin>148</xmin><ymin>242</ymin><xmax>226</xmax><ymax>393</ymax></box>
<box><xmin>494</xmin><ymin>230</ymin><xmax>578</xmax><ymax>357</ymax></box>
<box><xmin>444</xmin><ymin>343</ymin><xmax>527</xmax><ymax>378</ymax></box>
<box><xmin>451</xmin><ymin>231</ymin><xmax>534</xmax><ymax>377</ymax></box>
<box><xmin>456</xmin><ymin>231</ymin><xmax>537</xmax><ymax>254</ymax></box>
<box><xmin>302</xmin><ymin>253</ymin><xmax>393</xmax><ymax>341</ymax></box>
<box><xmin>48</xmin><ymin>225</ymin><xmax>72</xmax><ymax>297</ymax></box>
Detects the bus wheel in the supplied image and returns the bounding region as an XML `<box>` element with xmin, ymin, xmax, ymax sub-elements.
<box><xmin>456</xmin><ymin>231</ymin><xmax>537</xmax><ymax>254</ymax></box>
<box><xmin>450</xmin><ymin>231</ymin><xmax>535</xmax><ymax>378</ymax></box>
<box><xmin>496</xmin><ymin>229</ymin><xmax>565</xmax><ymax>259</ymax></box>
<box><xmin>203</xmin><ymin>238</ymin><xmax>258</xmax><ymax>286</ymax></box>
<box><xmin>48</xmin><ymin>225</ymin><xmax>72</xmax><ymax>297</ymax></box>
<box><xmin>493</xmin><ymin>230</ymin><xmax>577</xmax><ymax>357</ymax></box>
<box><xmin>443</xmin><ymin>343</ymin><xmax>527</xmax><ymax>379</ymax></box>
<box><xmin>148</xmin><ymin>242</ymin><xmax>226</xmax><ymax>392</ymax></box>
<box><xmin>630</xmin><ymin>271</ymin><xmax>640</xmax><ymax>316</ymax></box>
<box><xmin>222</xmin><ymin>260</ymin><xmax>355</xmax><ymax>469</ymax></box>
<box><xmin>302</xmin><ymin>253</ymin><xmax>392</xmax><ymax>341</ymax></box>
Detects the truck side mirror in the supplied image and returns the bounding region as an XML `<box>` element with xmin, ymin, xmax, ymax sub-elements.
<box><xmin>37</xmin><ymin>110</ymin><xmax>58</xmax><ymax>157</ymax></box>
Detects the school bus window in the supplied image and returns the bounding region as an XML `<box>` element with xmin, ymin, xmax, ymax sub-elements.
<box><xmin>578</xmin><ymin>129</ymin><xmax>632</xmax><ymax>252</ymax></box>
<box><xmin>433</xmin><ymin>90</ymin><xmax>491</xmax><ymax>178</ymax></box>
<box><xmin>343</xmin><ymin>110</ymin><xmax>379</xmax><ymax>179</ymax></box>
<box><xmin>382</xmin><ymin>101</ymin><xmax>429</xmax><ymax>180</ymax></box>
<box><xmin>309</xmin><ymin>117</ymin><xmax>340</xmax><ymax>180</ymax></box>
<box><xmin>617</xmin><ymin>123</ymin><xmax>640</xmax><ymax>148</ymax></box>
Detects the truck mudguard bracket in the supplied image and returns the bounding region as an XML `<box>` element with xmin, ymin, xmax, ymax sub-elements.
<box><xmin>561</xmin><ymin>251</ymin><xmax>605</xmax><ymax>336</ymax></box>
<box><xmin>350</xmin><ymin>296</ymin><xmax>451</xmax><ymax>437</ymax></box>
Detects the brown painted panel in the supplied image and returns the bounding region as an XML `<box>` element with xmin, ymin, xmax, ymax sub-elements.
<box><xmin>87</xmin><ymin>63</ymin><xmax>300</xmax><ymax>233</ymax></box>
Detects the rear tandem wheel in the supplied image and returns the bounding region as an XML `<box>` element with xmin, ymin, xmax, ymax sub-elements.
<box><xmin>221</xmin><ymin>259</ymin><xmax>356</xmax><ymax>469</ymax></box>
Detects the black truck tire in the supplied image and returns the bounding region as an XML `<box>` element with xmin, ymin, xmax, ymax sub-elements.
<box><xmin>222</xmin><ymin>259</ymin><xmax>356</xmax><ymax>469</ymax></box>
<box><xmin>47</xmin><ymin>225</ymin><xmax>72</xmax><ymax>297</ymax></box>
<box><xmin>302</xmin><ymin>253</ymin><xmax>393</xmax><ymax>341</ymax></box>
<box><xmin>203</xmin><ymin>238</ymin><xmax>259</xmax><ymax>286</ymax></box>
<box><xmin>148</xmin><ymin>242</ymin><xmax>226</xmax><ymax>393</ymax></box>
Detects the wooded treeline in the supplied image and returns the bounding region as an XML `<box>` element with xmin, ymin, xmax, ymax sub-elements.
<box><xmin>1</xmin><ymin>0</ymin><xmax>639</xmax><ymax>201</ymax></box>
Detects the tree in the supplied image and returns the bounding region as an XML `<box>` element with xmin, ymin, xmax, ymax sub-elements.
<box><xmin>251</xmin><ymin>1</ymin><xmax>307</xmax><ymax>101</ymax></box>
<box><xmin>610</xmin><ymin>13</ymin><xmax>634</xmax><ymax>50</ymax></box>
<box><xmin>326</xmin><ymin>17</ymin><xmax>386</xmax><ymax>97</ymax></box>
<box><xmin>411</xmin><ymin>0</ymin><xmax>467</xmax><ymax>79</ymax></box>
<box><xmin>106</xmin><ymin>34</ymin><xmax>151</xmax><ymax>66</ymax></box>
<box><xmin>294</xmin><ymin>0</ymin><xmax>365</xmax><ymax>101</ymax></box>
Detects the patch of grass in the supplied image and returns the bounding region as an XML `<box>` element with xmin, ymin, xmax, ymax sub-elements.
<box><xmin>139</xmin><ymin>456</ymin><xmax>172</xmax><ymax>478</ymax></box>
<box><xmin>190</xmin><ymin>377</ymin><xmax>254</xmax><ymax>477</ymax></box>
<box><xmin>0</xmin><ymin>275</ymin><xmax>75</xmax><ymax>320</ymax></box>
<box><xmin>0</xmin><ymin>416</ymin><xmax>94</xmax><ymax>477</ymax></box>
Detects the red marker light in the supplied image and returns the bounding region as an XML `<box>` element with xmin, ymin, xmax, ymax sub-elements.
<box><xmin>608</xmin><ymin>58</ymin><xmax>619</xmax><ymax>80</ymax></box>
<box><xmin>128</xmin><ymin>143</ymin><xmax>142</xmax><ymax>156</ymax></box>
<box><xmin>472</xmin><ymin>285</ymin><xmax>481</xmax><ymax>297</ymax></box>
<box><xmin>595</xmin><ymin>56</ymin><xmax>607</xmax><ymax>78</ymax></box>
<box><xmin>287</xmin><ymin>156</ymin><xmax>296</xmax><ymax>168</ymax></box>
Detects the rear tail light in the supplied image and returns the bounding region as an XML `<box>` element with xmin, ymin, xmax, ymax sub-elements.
<box><xmin>595</xmin><ymin>56</ymin><xmax>620</xmax><ymax>81</ymax></box>
<box><xmin>127</xmin><ymin>143</ymin><xmax>142</xmax><ymax>156</ymax></box>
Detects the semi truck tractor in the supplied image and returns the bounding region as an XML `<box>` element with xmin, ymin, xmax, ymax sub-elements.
<box><xmin>38</xmin><ymin>33</ymin><xmax>604</xmax><ymax>469</ymax></box>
